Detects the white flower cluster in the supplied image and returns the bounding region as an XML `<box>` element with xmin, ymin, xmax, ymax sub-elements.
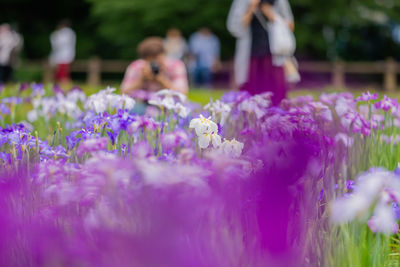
<box><xmin>331</xmin><ymin>169</ymin><xmax>400</xmax><ymax>234</ymax></box>
<box><xmin>27</xmin><ymin>90</ymin><xmax>86</xmax><ymax>122</ymax></box>
<box><xmin>85</xmin><ymin>87</ymin><xmax>135</xmax><ymax>114</ymax></box>
<box><xmin>189</xmin><ymin>115</ymin><xmax>244</xmax><ymax>157</ymax></box>
<box><xmin>204</xmin><ymin>100</ymin><xmax>231</xmax><ymax>126</ymax></box>
<box><xmin>190</xmin><ymin>115</ymin><xmax>221</xmax><ymax>149</ymax></box>
<box><xmin>148</xmin><ymin>89</ymin><xmax>190</xmax><ymax>118</ymax></box>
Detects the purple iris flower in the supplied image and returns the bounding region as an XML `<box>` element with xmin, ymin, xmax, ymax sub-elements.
<box><xmin>0</xmin><ymin>133</ymin><xmax>7</xmax><ymax>147</ymax></box>
<box><xmin>19</xmin><ymin>83</ymin><xmax>29</xmax><ymax>92</ymax></box>
<box><xmin>346</xmin><ymin>180</ymin><xmax>355</xmax><ymax>191</ymax></box>
<box><xmin>65</xmin><ymin>134</ymin><xmax>81</xmax><ymax>151</ymax></box>
<box><xmin>221</xmin><ymin>91</ymin><xmax>250</xmax><ymax>104</ymax></box>
<box><xmin>31</xmin><ymin>83</ymin><xmax>45</xmax><ymax>96</ymax></box>
<box><xmin>121</xmin><ymin>144</ymin><xmax>127</xmax><ymax>154</ymax></box>
<box><xmin>0</xmin><ymin>152</ymin><xmax>11</xmax><ymax>164</ymax></box>
<box><xmin>374</xmin><ymin>95</ymin><xmax>398</xmax><ymax>112</ymax></box>
<box><xmin>76</xmin><ymin>137</ymin><xmax>109</xmax><ymax>156</ymax></box>
<box><xmin>79</xmin><ymin>128</ymin><xmax>99</xmax><ymax>140</ymax></box>
<box><xmin>53</xmin><ymin>84</ymin><xmax>63</xmax><ymax>94</ymax></box>
<box><xmin>161</xmin><ymin>130</ymin><xmax>189</xmax><ymax>153</ymax></box>
<box><xmin>40</xmin><ymin>143</ymin><xmax>56</xmax><ymax>158</ymax></box>
<box><xmin>319</xmin><ymin>93</ymin><xmax>339</xmax><ymax>105</ymax></box>
<box><xmin>394</xmin><ymin>167</ymin><xmax>400</xmax><ymax>177</ymax></box>
<box><xmin>108</xmin><ymin>117</ymin><xmax>122</xmax><ymax>133</ymax></box>
<box><xmin>54</xmin><ymin>145</ymin><xmax>69</xmax><ymax>158</ymax></box>
<box><xmin>107</xmin><ymin>131</ymin><xmax>118</xmax><ymax>145</ymax></box>
<box><xmin>127</xmin><ymin>116</ymin><xmax>158</xmax><ymax>135</ymax></box>
<box><xmin>318</xmin><ymin>189</ymin><xmax>324</xmax><ymax>201</ymax></box>
<box><xmin>2</xmin><ymin>97</ymin><xmax>22</xmax><ymax>104</ymax></box>
<box><xmin>0</xmin><ymin>104</ymin><xmax>10</xmax><ymax>115</ymax></box>
<box><xmin>7</xmin><ymin>132</ymin><xmax>22</xmax><ymax>145</ymax></box>
<box><xmin>131</xmin><ymin>141</ymin><xmax>153</xmax><ymax>158</ymax></box>
<box><xmin>392</xmin><ymin>203</ymin><xmax>400</xmax><ymax>220</ymax></box>
<box><xmin>356</xmin><ymin>91</ymin><xmax>378</xmax><ymax>102</ymax></box>
<box><xmin>70</xmin><ymin>85</ymin><xmax>83</xmax><ymax>91</ymax></box>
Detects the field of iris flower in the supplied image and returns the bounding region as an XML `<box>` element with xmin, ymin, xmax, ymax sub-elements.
<box><xmin>1</xmin><ymin>83</ymin><xmax>400</xmax><ymax>266</ymax></box>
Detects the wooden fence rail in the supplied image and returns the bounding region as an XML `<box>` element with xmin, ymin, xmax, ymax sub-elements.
<box><xmin>25</xmin><ymin>57</ymin><xmax>400</xmax><ymax>91</ymax></box>
<box><xmin>298</xmin><ymin>59</ymin><xmax>399</xmax><ymax>92</ymax></box>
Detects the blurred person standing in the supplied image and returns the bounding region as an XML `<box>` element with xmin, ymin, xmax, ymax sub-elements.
<box><xmin>189</xmin><ymin>27</ymin><xmax>221</xmax><ymax>87</ymax></box>
<box><xmin>164</xmin><ymin>28</ymin><xmax>188</xmax><ymax>60</ymax></box>
<box><xmin>49</xmin><ymin>20</ymin><xmax>76</xmax><ymax>84</ymax></box>
<box><xmin>121</xmin><ymin>37</ymin><xmax>188</xmax><ymax>95</ymax></box>
<box><xmin>227</xmin><ymin>0</ymin><xmax>295</xmax><ymax>105</ymax></box>
<box><xmin>0</xmin><ymin>24</ymin><xmax>23</xmax><ymax>83</ymax></box>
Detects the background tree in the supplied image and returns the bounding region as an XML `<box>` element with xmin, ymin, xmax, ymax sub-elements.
<box><xmin>1</xmin><ymin>0</ymin><xmax>400</xmax><ymax>61</ymax></box>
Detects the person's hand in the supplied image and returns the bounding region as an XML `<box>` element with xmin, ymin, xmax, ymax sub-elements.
<box><xmin>249</xmin><ymin>0</ymin><xmax>260</xmax><ymax>11</ymax></box>
<box><xmin>287</xmin><ymin>21</ymin><xmax>295</xmax><ymax>32</ymax></box>
<box><xmin>260</xmin><ymin>2</ymin><xmax>275</xmax><ymax>22</ymax></box>
<box><xmin>141</xmin><ymin>62</ymin><xmax>155</xmax><ymax>81</ymax></box>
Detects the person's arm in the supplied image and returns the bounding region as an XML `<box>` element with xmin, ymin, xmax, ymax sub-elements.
<box><xmin>121</xmin><ymin>62</ymin><xmax>150</xmax><ymax>94</ymax></box>
<box><xmin>242</xmin><ymin>0</ymin><xmax>260</xmax><ymax>27</ymax></box>
<box><xmin>276</xmin><ymin>0</ymin><xmax>295</xmax><ymax>31</ymax></box>
<box><xmin>121</xmin><ymin>75</ymin><xmax>145</xmax><ymax>94</ymax></box>
<box><xmin>260</xmin><ymin>2</ymin><xmax>276</xmax><ymax>22</ymax></box>
<box><xmin>227</xmin><ymin>0</ymin><xmax>250</xmax><ymax>38</ymax></box>
<box><xmin>155</xmin><ymin>75</ymin><xmax>174</xmax><ymax>90</ymax></box>
<box><xmin>161</xmin><ymin>61</ymin><xmax>188</xmax><ymax>94</ymax></box>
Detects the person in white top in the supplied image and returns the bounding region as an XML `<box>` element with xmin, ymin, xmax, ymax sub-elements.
<box><xmin>163</xmin><ymin>28</ymin><xmax>188</xmax><ymax>60</ymax></box>
<box><xmin>49</xmin><ymin>20</ymin><xmax>76</xmax><ymax>84</ymax></box>
<box><xmin>0</xmin><ymin>24</ymin><xmax>23</xmax><ymax>83</ymax></box>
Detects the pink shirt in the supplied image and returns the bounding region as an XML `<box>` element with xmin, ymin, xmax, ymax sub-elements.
<box><xmin>121</xmin><ymin>58</ymin><xmax>188</xmax><ymax>94</ymax></box>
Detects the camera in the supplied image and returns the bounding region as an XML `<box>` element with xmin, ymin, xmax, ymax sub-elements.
<box><xmin>150</xmin><ymin>62</ymin><xmax>160</xmax><ymax>75</ymax></box>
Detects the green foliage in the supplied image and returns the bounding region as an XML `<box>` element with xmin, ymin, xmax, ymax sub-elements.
<box><xmin>14</xmin><ymin>65</ymin><xmax>43</xmax><ymax>82</ymax></box>
<box><xmin>1</xmin><ymin>0</ymin><xmax>400</xmax><ymax>61</ymax></box>
<box><xmin>85</xmin><ymin>0</ymin><xmax>400</xmax><ymax>60</ymax></box>
<box><xmin>86</xmin><ymin>0</ymin><xmax>235</xmax><ymax>59</ymax></box>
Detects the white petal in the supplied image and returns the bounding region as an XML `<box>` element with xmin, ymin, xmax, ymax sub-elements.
<box><xmin>189</xmin><ymin>118</ymin><xmax>200</xmax><ymax>129</ymax></box>
<box><xmin>211</xmin><ymin>134</ymin><xmax>222</xmax><ymax>148</ymax></box>
<box><xmin>195</xmin><ymin>124</ymin><xmax>207</xmax><ymax>136</ymax></box>
<box><xmin>368</xmin><ymin>204</ymin><xmax>398</xmax><ymax>234</ymax></box>
<box><xmin>198</xmin><ymin>134</ymin><xmax>210</xmax><ymax>149</ymax></box>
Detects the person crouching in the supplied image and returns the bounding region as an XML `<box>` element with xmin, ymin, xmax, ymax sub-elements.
<box><xmin>121</xmin><ymin>37</ymin><xmax>188</xmax><ymax>95</ymax></box>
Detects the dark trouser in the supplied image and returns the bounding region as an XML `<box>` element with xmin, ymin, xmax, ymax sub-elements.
<box><xmin>240</xmin><ymin>55</ymin><xmax>287</xmax><ymax>105</ymax></box>
<box><xmin>0</xmin><ymin>65</ymin><xmax>13</xmax><ymax>83</ymax></box>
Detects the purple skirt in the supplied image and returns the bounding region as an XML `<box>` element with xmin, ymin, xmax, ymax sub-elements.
<box><xmin>240</xmin><ymin>55</ymin><xmax>287</xmax><ymax>105</ymax></box>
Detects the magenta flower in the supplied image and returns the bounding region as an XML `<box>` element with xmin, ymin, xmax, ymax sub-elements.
<box><xmin>356</xmin><ymin>91</ymin><xmax>378</xmax><ymax>102</ymax></box>
<box><xmin>320</xmin><ymin>92</ymin><xmax>339</xmax><ymax>106</ymax></box>
<box><xmin>341</xmin><ymin>112</ymin><xmax>371</xmax><ymax>136</ymax></box>
<box><xmin>76</xmin><ymin>137</ymin><xmax>109</xmax><ymax>156</ymax></box>
<box><xmin>161</xmin><ymin>130</ymin><xmax>189</xmax><ymax>153</ymax></box>
<box><xmin>374</xmin><ymin>95</ymin><xmax>398</xmax><ymax>112</ymax></box>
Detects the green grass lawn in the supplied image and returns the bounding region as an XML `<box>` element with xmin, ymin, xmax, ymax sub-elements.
<box><xmin>83</xmin><ymin>85</ymin><xmax>400</xmax><ymax>105</ymax></box>
<box><xmin>3</xmin><ymin>83</ymin><xmax>400</xmax><ymax>106</ymax></box>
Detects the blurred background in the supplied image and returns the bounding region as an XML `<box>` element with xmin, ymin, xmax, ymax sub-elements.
<box><xmin>1</xmin><ymin>0</ymin><xmax>400</xmax><ymax>91</ymax></box>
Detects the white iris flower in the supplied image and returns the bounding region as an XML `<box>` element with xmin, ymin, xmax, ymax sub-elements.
<box><xmin>189</xmin><ymin>115</ymin><xmax>221</xmax><ymax>149</ymax></box>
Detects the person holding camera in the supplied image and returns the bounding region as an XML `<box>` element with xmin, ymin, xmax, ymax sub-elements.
<box><xmin>121</xmin><ymin>37</ymin><xmax>188</xmax><ymax>95</ymax></box>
